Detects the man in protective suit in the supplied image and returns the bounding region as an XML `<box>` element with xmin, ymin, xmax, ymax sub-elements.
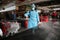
<box><xmin>24</xmin><ymin>4</ymin><xmax>40</xmax><ymax>34</ymax></box>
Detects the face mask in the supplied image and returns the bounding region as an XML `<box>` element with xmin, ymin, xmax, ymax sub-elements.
<box><xmin>32</xmin><ymin>7</ymin><xmax>35</xmax><ymax>10</ymax></box>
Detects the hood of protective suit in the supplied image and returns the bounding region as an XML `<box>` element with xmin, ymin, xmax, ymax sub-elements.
<box><xmin>31</xmin><ymin>4</ymin><xmax>36</xmax><ymax>10</ymax></box>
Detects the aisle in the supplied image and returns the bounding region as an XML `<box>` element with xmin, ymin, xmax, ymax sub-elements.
<box><xmin>2</xmin><ymin>20</ymin><xmax>60</xmax><ymax>40</ymax></box>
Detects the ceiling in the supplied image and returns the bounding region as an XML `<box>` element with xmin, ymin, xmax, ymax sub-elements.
<box><xmin>0</xmin><ymin>0</ymin><xmax>60</xmax><ymax>10</ymax></box>
<box><xmin>1</xmin><ymin>0</ymin><xmax>59</xmax><ymax>6</ymax></box>
<box><xmin>0</xmin><ymin>0</ymin><xmax>15</xmax><ymax>6</ymax></box>
<box><xmin>36</xmin><ymin>1</ymin><xmax>60</xmax><ymax>7</ymax></box>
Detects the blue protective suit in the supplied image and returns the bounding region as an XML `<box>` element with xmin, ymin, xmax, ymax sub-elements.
<box><xmin>24</xmin><ymin>10</ymin><xmax>40</xmax><ymax>29</ymax></box>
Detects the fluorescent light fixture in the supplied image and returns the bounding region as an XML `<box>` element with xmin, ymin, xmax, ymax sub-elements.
<box><xmin>53</xmin><ymin>8</ymin><xmax>60</xmax><ymax>10</ymax></box>
<box><xmin>0</xmin><ymin>6</ymin><xmax>16</xmax><ymax>12</ymax></box>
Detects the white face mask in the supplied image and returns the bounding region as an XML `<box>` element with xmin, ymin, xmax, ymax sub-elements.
<box><xmin>32</xmin><ymin>7</ymin><xmax>35</xmax><ymax>10</ymax></box>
